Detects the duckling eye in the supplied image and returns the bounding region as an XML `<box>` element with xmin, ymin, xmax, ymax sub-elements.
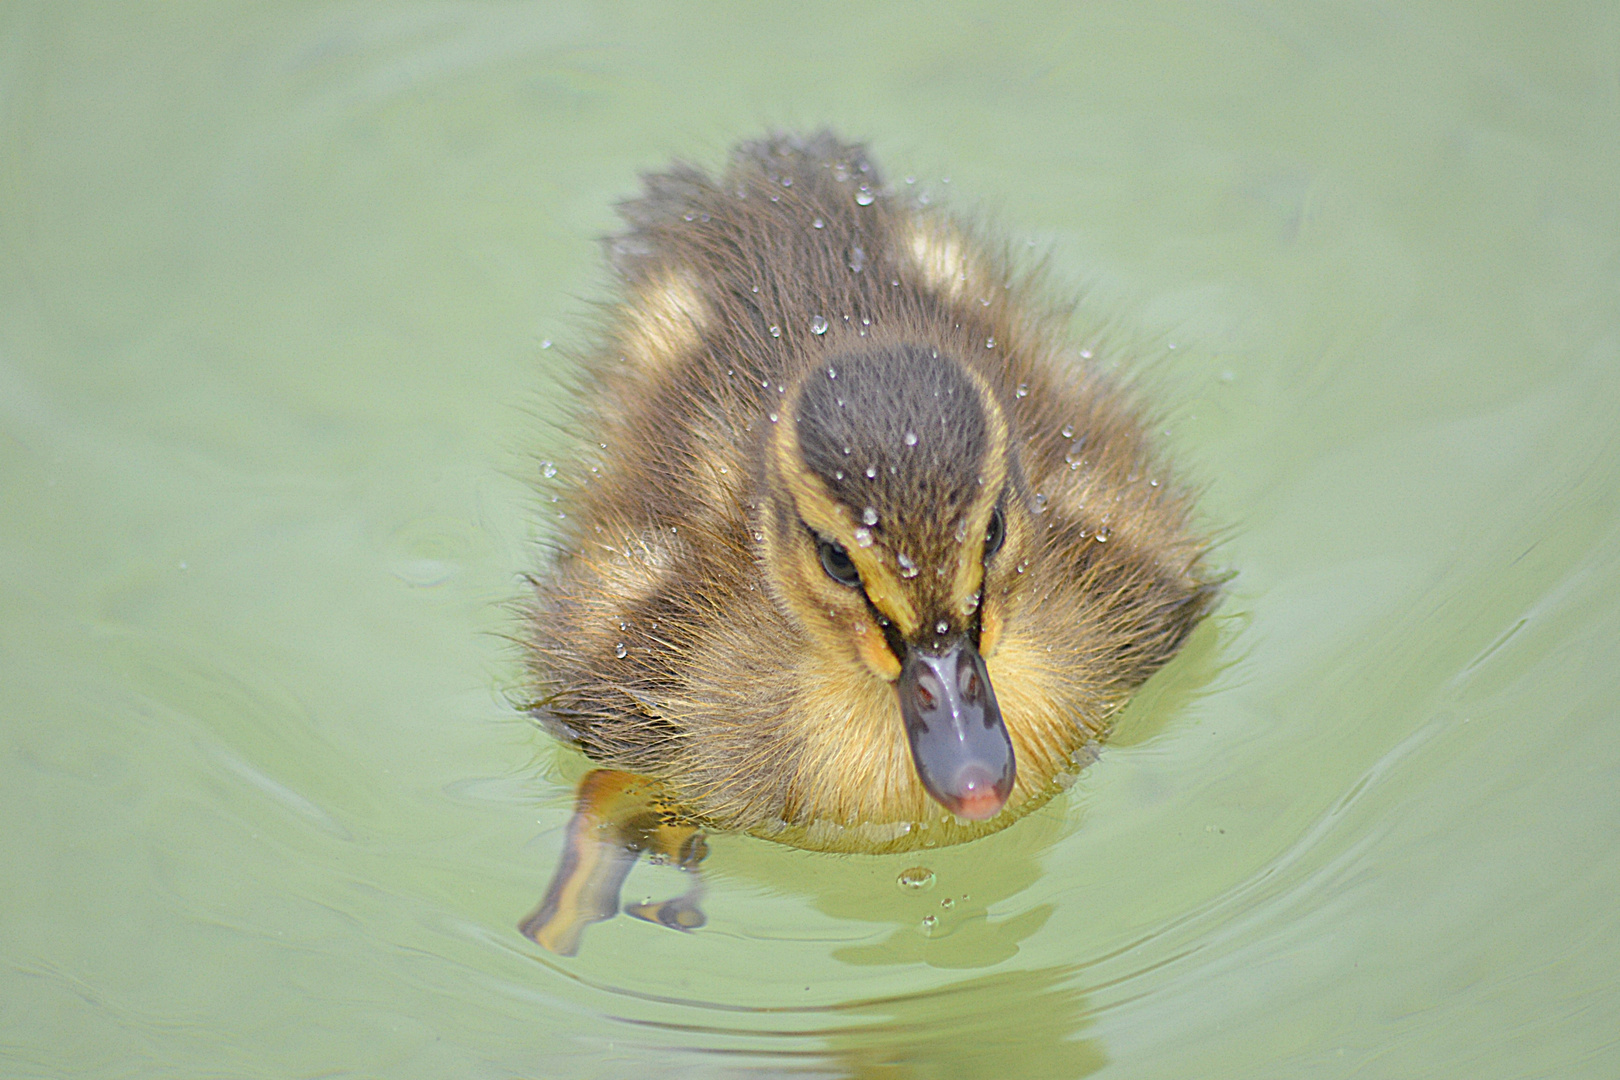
<box><xmin>817</xmin><ymin>537</ymin><xmax>863</xmax><ymax>587</ymax></box>
<box><xmin>984</xmin><ymin>506</ymin><xmax>1006</xmax><ymax>560</ymax></box>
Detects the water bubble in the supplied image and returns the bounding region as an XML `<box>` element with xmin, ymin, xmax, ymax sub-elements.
<box><xmin>847</xmin><ymin>246</ymin><xmax>866</xmax><ymax>273</ymax></box>
<box><xmin>853</xmin><ymin>527</ymin><xmax>874</xmax><ymax>548</ymax></box>
<box><xmin>939</xmin><ymin>897</ymin><xmax>955</xmax><ymax>910</ymax></box>
<box><xmin>812</xmin><ymin>217</ymin><xmax>825</xmax><ymax>229</ymax></box>
<box><xmin>540</xmin><ymin>461</ymin><xmax>558</xmax><ymax>479</ymax></box>
<box><xmin>920</xmin><ymin>914</ymin><xmax>939</xmax><ymax>933</ymax></box>
<box><xmin>897</xmin><ymin>866</ymin><xmax>935</xmax><ymax>890</ymax></box>
<box><xmin>862</xmin><ymin>507</ymin><xmax>879</xmax><ymax>526</ymax></box>
<box><xmin>855</xmin><ymin>186</ymin><xmax>876</xmax><ymax>206</ymax></box>
<box><xmin>1015</xmin><ymin>383</ymin><xmax>1029</xmax><ymax>398</ymax></box>
<box><xmin>865</xmin><ymin>465</ymin><xmax>878</xmax><ymax>479</ymax></box>
<box><xmin>897</xmin><ymin>553</ymin><xmax>919</xmax><ymax>578</ymax></box>
<box><xmin>614</xmin><ymin>642</ymin><xmax>628</xmax><ymax>659</ymax></box>
<box><xmin>810</xmin><ymin>315</ymin><xmax>829</xmax><ymax>335</ymax></box>
<box><xmin>904</xmin><ymin>430</ymin><xmax>918</xmax><ymax>446</ymax></box>
<box><xmin>768</xmin><ymin>324</ymin><xmax>782</xmax><ymax>338</ymax></box>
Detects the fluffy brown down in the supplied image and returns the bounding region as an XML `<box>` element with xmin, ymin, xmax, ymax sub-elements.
<box><xmin>524</xmin><ymin>131</ymin><xmax>1216</xmax><ymax>853</ymax></box>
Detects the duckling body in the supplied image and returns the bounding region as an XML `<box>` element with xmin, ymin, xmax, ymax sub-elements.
<box><xmin>525</xmin><ymin>132</ymin><xmax>1214</xmax><ymax>854</ymax></box>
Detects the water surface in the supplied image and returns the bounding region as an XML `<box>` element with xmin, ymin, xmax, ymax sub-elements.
<box><xmin>4</xmin><ymin>3</ymin><xmax>1618</xmax><ymax>1077</ymax></box>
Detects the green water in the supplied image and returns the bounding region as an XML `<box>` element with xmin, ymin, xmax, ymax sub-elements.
<box><xmin>4</xmin><ymin>4</ymin><xmax>1617</xmax><ymax>1077</ymax></box>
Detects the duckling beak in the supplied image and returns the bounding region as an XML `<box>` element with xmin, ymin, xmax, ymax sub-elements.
<box><xmin>897</xmin><ymin>639</ymin><xmax>1016</xmax><ymax>820</ymax></box>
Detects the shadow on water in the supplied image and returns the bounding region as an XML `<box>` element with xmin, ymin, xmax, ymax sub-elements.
<box><xmin>534</xmin><ymin>960</ymin><xmax>1105</xmax><ymax>1080</ymax></box>
<box><xmin>676</xmin><ymin>966</ymin><xmax>1105</xmax><ymax>1079</ymax></box>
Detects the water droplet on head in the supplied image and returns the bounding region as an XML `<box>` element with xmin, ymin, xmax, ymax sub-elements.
<box><xmin>847</xmin><ymin>246</ymin><xmax>865</xmax><ymax>273</ymax></box>
<box><xmin>812</xmin><ymin>217</ymin><xmax>825</xmax><ymax>229</ymax></box>
<box><xmin>985</xmin><ymin>336</ymin><xmax>995</xmax><ymax>349</ymax></box>
<box><xmin>853</xmin><ymin>527</ymin><xmax>873</xmax><ymax>548</ymax></box>
<box><xmin>904</xmin><ymin>430</ymin><xmax>918</xmax><ymax>446</ymax></box>
<box><xmin>864</xmin><ymin>465</ymin><xmax>878</xmax><ymax>479</ymax></box>
<box><xmin>897</xmin><ymin>553</ymin><xmax>918</xmax><ymax>578</ymax></box>
<box><xmin>614</xmin><ymin>642</ymin><xmax>628</xmax><ymax>659</ymax></box>
<box><xmin>1061</xmin><ymin>424</ymin><xmax>1074</xmax><ymax>439</ymax></box>
<box><xmin>768</xmin><ymin>411</ymin><xmax>778</xmax><ymax>423</ymax></box>
<box><xmin>810</xmin><ymin>315</ymin><xmax>829</xmax><ymax>335</ymax></box>
<box><xmin>540</xmin><ymin>461</ymin><xmax>558</xmax><ymax>479</ymax></box>
<box><xmin>897</xmin><ymin>866</ymin><xmax>935</xmax><ymax>890</ymax></box>
<box><xmin>861</xmin><ymin>507</ymin><xmax>878</xmax><ymax>526</ymax></box>
<box><xmin>768</xmin><ymin>324</ymin><xmax>781</xmax><ymax>338</ymax></box>
<box><xmin>855</xmin><ymin>186</ymin><xmax>876</xmax><ymax>206</ymax></box>
<box><xmin>936</xmin><ymin>620</ymin><xmax>949</xmax><ymax>635</ymax></box>
<box><xmin>1015</xmin><ymin>383</ymin><xmax>1029</xmax><ymax>398</ymax></box>
<box><xmin>1079</xmin><ymin>348</ymin><xmax>1093</xmax><ymax>360</ymax></box>
<box><xmin>541</xmin><ymin>339</ymin><xmax>552</xmax><ymax>349</ymax></box>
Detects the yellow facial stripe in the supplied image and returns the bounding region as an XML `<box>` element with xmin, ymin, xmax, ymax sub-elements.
<box><xmin>947</xmin><ymin>364</ymin><xmax>1010</xmax><ymax>610</ymax></box>
<box><xmin>770</xmin><ymin>408</ymin><xmax>921</xmax><ymax>637</ymax></box>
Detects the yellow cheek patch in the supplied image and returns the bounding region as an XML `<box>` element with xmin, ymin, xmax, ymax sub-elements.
<box><xmin>619</xmin><ymin>269</ymin><xmax>709</xmax><ymax>373</ymax></box>
<box><xmin>854</xmin><ymin>621</ymin><xmax>902</xmax><ymax>681</ymax></box>
<box><xmin>979</xmin><ymin>600</ymin><xmax>1003</xmax><ymax>660</ymax></box>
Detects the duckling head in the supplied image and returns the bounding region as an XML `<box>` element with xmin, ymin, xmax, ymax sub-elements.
<box><xmin>762</xmin><ymin>341</ymin><xmax>1025</xmax><ymax>821</ymax></box>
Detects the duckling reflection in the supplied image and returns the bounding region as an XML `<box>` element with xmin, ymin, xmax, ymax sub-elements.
<box><xmin>521</xmin><ymin>131</ymin><xmax>1217</xmax><ymax>952</ymax></box>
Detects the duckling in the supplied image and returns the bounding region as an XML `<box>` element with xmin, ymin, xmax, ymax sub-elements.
<box><xmin>524</xmin><ymin>131</ymin><xmax>1216</xmax><ymax>863</ymax></box>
